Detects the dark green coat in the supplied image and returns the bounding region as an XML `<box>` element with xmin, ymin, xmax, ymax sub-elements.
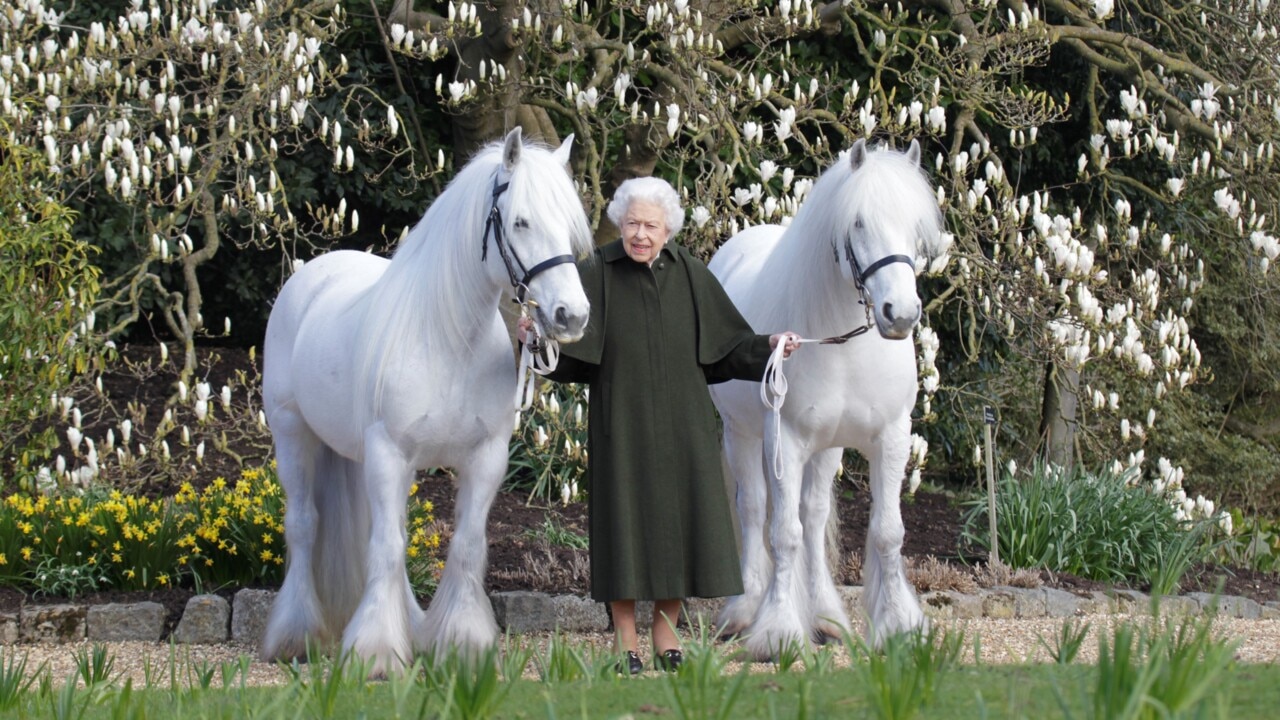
<box><xmin>546</xmin><ymin>239</ymin><xmax>772</xmax><ymax>602</ymax></box>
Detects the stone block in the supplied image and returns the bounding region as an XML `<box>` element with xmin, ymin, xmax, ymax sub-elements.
<box><xmin>1150</xmin><ymin>595</ymin><xmax>1201</xmax><ymax>617</ymax></box>
<box><xmin>492</xmin><ymin>591</ymin><xmax>557</xmax><ymax>632</ymax></box>
<box><xmin>1108</xmin><ymin>589</ymin><xmax>1152</xmax><ymax>615</ymax></box>
<box><xmin>1220</xmin><ymin>595</ymin><xmax>1262</xmax><ymax>619</ymax></box>
<box><xmin>1077</xmin><ymin>592</ymin><xmax>1112</xmax><ymax>615</ymax></box>
<box><xmin>1043</xmin><ymin>588</ymin><xmax>1083</xmax><ymax>618</ymax></box>
<box><xmin>231</xmin><ymin>589</ymin><xmax>276</xmax><ymax>646</ymax></box>
<box><xmin>981</xmin><ymin>589</ymin><xmax>1016</xmax><ymax>619</ymax></box>
<box><xmin>998</xmin><ymin>587</ymin><xmax>1047</xmax><ymax>618</ymax></box>
<box><xmin>87</xmin><ymin>602</ymin><xmax>166</xmax><ymax>642</ymax></box>
<box><xmin>1262</xmin><ymin>601</ymin><xmax>1280</xmax><ymax>620</ymax></box>
<box><xmin>172</xmin><ymin>594</ymin><xmax>229</xmax><ymax>644</ymax></box>
<box><xmin>19</xmin><ymin>604</ymin><xmax>86</xmax><ymax>643</ymax></box>
<box><xmin>1</xmin><ymin>611</ymin><xmax>18</xmax><ymax>644</ymax></box>
<box><xmin>920</xmin><ymin>591</ymin><xmax>956</xmax><ymax>620</ymax></box>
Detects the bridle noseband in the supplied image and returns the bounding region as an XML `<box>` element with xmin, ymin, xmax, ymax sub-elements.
<box><xmin>823</xmin><ymin>234</ymin><xmax>915</xmax><ymax>344</ymax></box>
<box><xmin>482</xmin><ymin>177</ymin><xmax>576</xmax><ymax>304</ymax></box>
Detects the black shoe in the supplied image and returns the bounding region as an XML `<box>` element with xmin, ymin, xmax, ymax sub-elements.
<box><xmin>655</xmin><ymin>649</ymin><xmax>683</xmax><ymax>672</ymax></box>
<box><xmin>616</xmin><ymin>650</ymin><xmax>643</xmax><ymax>676</ymax></box>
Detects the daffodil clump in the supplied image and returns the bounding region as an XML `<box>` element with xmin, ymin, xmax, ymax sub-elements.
<box><xmin>169</xmin><ymin>466</ymin><xmax>286</xmax><ymax>588</ymax></box>
<box><xmin>406</xmin><ymin>482</ymin><xmax>444</xmax><ymax>594</ymax></box>
<box><xmin>0</xmin><ymin>463</ymin><xmax>440</xmax><ymax>597</ymax></box>
<box><xmin>508</xmin><ymin>384</ymin><xmax>589</xmax><ymax>505</ymax></box>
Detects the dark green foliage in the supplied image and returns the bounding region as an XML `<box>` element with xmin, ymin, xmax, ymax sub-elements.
<box><xmin>962</xmin><ymin>462</ymin><xmax>1220</xmax><ymax>592</ymax></box>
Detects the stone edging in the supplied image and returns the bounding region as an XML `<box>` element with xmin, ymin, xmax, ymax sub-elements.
<box><xmin>3</xmin><ymin>587</ymin><xmax>1278</xmax><ymax>647</ymax></box>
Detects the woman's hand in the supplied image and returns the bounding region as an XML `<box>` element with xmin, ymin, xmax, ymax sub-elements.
<box><xmin>517</xmin><ymin>316</ymin><xmax>533</xmax><ymax>344</ymax></box>
<box><xmin>770</xmin><ymin>332</ymin><xmax>801</xmax><ymax>358</ymax></box>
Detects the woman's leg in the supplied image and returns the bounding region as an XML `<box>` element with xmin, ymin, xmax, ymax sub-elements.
<box><xmin>611</xmin><ymin>600</ymin><xmax>638</xmax><ymax>651</ymax></box>
<box><xmin>652</xmin><ymin>598</ymin><xmax>683</xmax><ymax>653</ymax></box>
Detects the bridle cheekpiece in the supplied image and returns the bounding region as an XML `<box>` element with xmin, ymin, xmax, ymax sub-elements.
<box><xmin>482</xmin><ymin>177</ymin><xmax>575</xmax><ymax>304</ymax></box>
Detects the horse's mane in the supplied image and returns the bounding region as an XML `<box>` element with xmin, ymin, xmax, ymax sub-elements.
<box><xmin>748</xmin><ymin>145</ymin><xmax>942</xmax><ymax>335</ymax></box>
<box><xmin>352</xmin><ymin>138</ymin><xmax>591</xmax><ymax>428</ymax></box>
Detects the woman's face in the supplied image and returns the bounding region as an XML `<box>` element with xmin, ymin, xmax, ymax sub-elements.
<box><xmin>620</xmin><ymin>200</ymin><xmax>670</xmax><ymax>265</ymax></box>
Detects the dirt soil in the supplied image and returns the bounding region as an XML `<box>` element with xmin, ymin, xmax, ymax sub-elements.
<box><xmin>5</xmin><ymin>344</ymin><xmax>1279</xmax><ymax>618</ymax></box>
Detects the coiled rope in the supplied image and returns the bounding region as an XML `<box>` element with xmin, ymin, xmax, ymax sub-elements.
<box><xmin>760</xmin><ymin>325</ymin><xmax>870</xmax><ymax>478</ymax></box>
<box><xmin>514</xmin><ymin>305</ymin><xmax>559</xmax><ymax>427</ymax></box>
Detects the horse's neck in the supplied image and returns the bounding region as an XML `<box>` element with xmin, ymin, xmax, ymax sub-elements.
<box><xmin>765</xmin><ymin>224</ymin><xmax>864</xmax><ymax>339</ymax></box>
<box><xmin>356</xmin><ymin>239</ymin><xmax>507</xmax><ymax>373</ymax></box>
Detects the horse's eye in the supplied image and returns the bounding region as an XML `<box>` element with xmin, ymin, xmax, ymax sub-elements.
<box><xmin>513</xmin><ymin>218</ymin><xmax>530</xmax><ymax>229</ymax></box>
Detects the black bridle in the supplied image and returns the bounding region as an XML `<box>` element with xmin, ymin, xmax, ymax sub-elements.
<box><xmin>482</xmin><ymin>178</ymin><xmax>575</xmax><ymax>304</ymax></box>
<box><xmin>822</xmin><ymin>234</ymin><xmax>915</xmax><ymax>344</ymax></box>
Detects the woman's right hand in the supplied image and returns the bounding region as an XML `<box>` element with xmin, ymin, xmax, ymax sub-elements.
<box><xmin>517</xmin><ymin>316</ymin><xmax>533</xmax><ymax>344</ymax></box>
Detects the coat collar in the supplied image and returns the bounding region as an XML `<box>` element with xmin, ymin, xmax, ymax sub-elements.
<box><xmin>602</xmin><ymin>238</ymin><xmax>679</xmax><ymax>265</ymax></box>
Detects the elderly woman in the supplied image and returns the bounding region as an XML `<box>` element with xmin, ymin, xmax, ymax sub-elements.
<box><xmin>522</xmin><ymin>176</ymin><xmax>798</xmax><ymax>674</ymax></box>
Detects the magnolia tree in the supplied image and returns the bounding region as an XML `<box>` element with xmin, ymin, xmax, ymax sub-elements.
<box><xmin>0</xmin><ymin>0</ymin><xmax>419</xmax><ymax>379</ymax></box>
<box><xmin>385</xmin><ymin>0</ymin><xmax>1280</xmax><ymax>500</ymax></box>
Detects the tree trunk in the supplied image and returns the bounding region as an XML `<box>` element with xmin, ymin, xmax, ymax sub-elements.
<box><xmin>1039</xmin><ymin>362</ymin><xmax>1080</xmax><ymax>468</ymax></box>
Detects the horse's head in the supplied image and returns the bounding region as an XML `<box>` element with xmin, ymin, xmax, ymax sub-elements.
<box><xmin>487</xmin><ymin>128</ymin><xmax>592</xmax><ymax>342</ymax></box>
<box><xmin>835</xmin><ymin>139</ymin><xmax>942</xmax><ymax>340</ymax></box>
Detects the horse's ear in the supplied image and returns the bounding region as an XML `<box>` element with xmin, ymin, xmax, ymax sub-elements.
<box><xmin>849</xmin><ymin>139</ymin><xmax>868</xmax><ymax>171</ymax></box>
<box><xmin>906</xmin><ymin>139</ymin><xmax>922</xmax><ymax>167</ymax></box>
<box><xmin>502</xmin><ymin>127</ymin><xmax>524</xmax><ymax>171</ymax></box>
<box><xmin>553</xmin><ymin>133</ymin><xmax>575</xmax><ymax>169</ymax></box>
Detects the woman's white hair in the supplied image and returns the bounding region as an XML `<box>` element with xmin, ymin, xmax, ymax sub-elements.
<box><xmin>606</xmin><ymin>176</ymin><xmax>685</xmax><ymax>239</ymax></box>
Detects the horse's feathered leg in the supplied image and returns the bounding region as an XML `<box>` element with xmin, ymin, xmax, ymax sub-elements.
<box><xmin>342</xmin><ymin>422</ymin><xmax>416</xmax><ymax>678</ymax></box>
<box><xmin>416</xmin><ymin>432</ymin><xmax>504</xmax><ymax>660</ymax></box>
<box><xmin>311</xmin><ymin>447</ymin><xmax>369</xmax><ymax>641</ymax></box>
<box><xmin>742</xmin><ymin>413</ymin><xmax>811</xmax><ymax>661</ymax></box>
<box><xmin>862</xmin><ymin>415</ymin><xmax>927</xmax><ymax>646</ymax></box>
<box><xmin>717</xmin><ymin>423</ymin><xmax>770</xmax><ymax>639</ymax></box>
<box><xmin>800</xmin><ymin>449</ymin><xmax>851</xmax><ymax>642</ymax></box>
<box><xmin>260</xmin><ymin>410</ymin><xmax>330</xmax><ymax>661</ymax></box>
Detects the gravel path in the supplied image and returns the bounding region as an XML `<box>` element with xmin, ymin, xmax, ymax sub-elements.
<box><xmin>6</xmin><ymin>615</ymin><xmax>1280</xmax><ymax>687</ymax></box>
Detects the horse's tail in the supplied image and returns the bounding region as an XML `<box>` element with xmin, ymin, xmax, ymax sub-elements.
<box><xmin>312</xmin><ymin>445</ymin><xmax>370</xmax><ymax>637</ymax></box>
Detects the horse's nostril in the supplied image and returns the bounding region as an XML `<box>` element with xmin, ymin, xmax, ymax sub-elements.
<box><xmin>554</xmin><ymin>306</ymin><xmax>569</xmax><ymax>327</ymax></box>
<box><xmin>883</xmin><ymin>302</ymin><xmax>895</xmax><ymax>322</ymax></box>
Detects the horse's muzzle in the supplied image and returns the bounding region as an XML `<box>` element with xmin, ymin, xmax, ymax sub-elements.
<box><xmin>875</xmin><ymin>300</ymin><xmax>920</xmax><ymax>340</ymax></box>
<box><xmin>541</xmin><ymin>303</ymin><xmax>589</xmax><ymax>343</ymax></box>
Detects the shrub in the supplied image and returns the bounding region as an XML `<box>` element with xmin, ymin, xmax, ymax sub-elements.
<box><xmin>506</xmin><ymin>383</ymin><xmax>588</xmax><ymax>505</ymax></box>
<box><xmin>961</xmin><ymin>461</ymin><xmax>1225</xmax><ymax>592</ymax></box>
<box><xmin>0</xmin><ymin>131</ymin><xmax>107</xmax><ymax>485</ymax></box>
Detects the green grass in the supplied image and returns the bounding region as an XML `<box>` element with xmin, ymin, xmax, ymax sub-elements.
<box><xmin>0</xmin><ymin>615</ymin><xmax>1268</xmax><ymax>719</ymax></box>
<box><xmin>0</xmin><ymin>663</ymin><xmax>1275</xmax><ymax>719</ymax></box>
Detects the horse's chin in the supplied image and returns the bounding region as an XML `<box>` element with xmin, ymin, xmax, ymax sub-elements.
<box><xmin>874</xmin><ymin>318</ymin><xmax>916</xmax><ymax>341</ymax></box>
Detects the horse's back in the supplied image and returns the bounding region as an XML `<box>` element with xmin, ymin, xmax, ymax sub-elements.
<box><xmin>264</xmin><ymin>251</ymin><xmax>389</xmax><ymax>415</ymax></box>
<box><xmin>708</xmin><ymin>225</ymin><xmax>785</xmax><ymax>315</ymax></box>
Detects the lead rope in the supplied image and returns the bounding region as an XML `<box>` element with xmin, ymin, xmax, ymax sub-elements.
<box><xmin>760</xmin><ymin>320</ymin><xmax>873</xmax><ymax>478</ymax></box>
<box><xmin>514</xmin><ymin>304</ymin><xmax>560</xmax><ymax>428</ymax></box>
<box><xmin>760</xmin><ymin>336</ymin><xmax>822</xmax><ymax>479</ymax></box>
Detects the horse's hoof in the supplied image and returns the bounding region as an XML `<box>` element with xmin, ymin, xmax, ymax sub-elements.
<box><xmin>811</xmin><ymin>631</ymin><xmax>841</xmax><ymax>646</ymax></box>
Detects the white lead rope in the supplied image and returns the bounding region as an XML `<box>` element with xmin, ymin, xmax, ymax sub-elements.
<box><xmin>514</xmin><ymin>311</ymin><xmax>560</xmax><ymax>428</ymax></box>
<box><xmin>760</xmin><ymin>334</ymin><xmax>825</xmax><ymax>479</ymax></box>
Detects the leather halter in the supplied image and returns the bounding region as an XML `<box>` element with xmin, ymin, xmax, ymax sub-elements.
<box><xmin>822</xmin><ymin>234</ymin><xmax>915</xmax><ymax>344</ymax></box>
<box><xmin>482</xmin><ymin>178</ymin><xmax>575</xmax><ymax>303</ymax></box>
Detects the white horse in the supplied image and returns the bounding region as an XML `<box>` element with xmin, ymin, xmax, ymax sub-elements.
<box><xmin>259</xmin><ymin>128</ymin><xmax>592</xmax><ymax>676</ymax></box>
<box><xmin>709</xmin><ymin>139</ymin><xmax>946</xmax><ymax>660</ymax></box>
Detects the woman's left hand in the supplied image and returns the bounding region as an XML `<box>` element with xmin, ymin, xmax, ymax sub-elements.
<box><xmin>770</xmin><ymin>332</ymin><xmax>801</xmax><ymax>358</ymax></box>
